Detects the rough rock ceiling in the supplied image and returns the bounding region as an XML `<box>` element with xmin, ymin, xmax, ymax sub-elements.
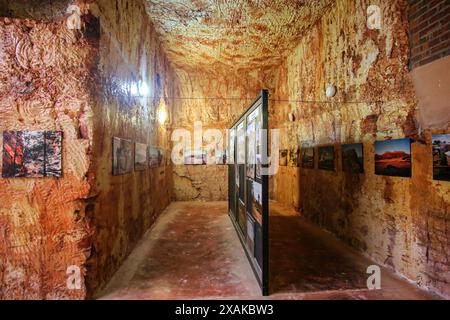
<box><xmin>145</xmin><ymin>0</ymin><xmax>334</xmax><ymax>72</ymax></box>
<box><xmin>0</xmin><ymin>0</ymin><xmax>73</xmax><ymax>20</ymax></box>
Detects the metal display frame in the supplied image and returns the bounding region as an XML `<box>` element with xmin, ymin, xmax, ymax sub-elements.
<box><xmin>228</xmin><ymin>90</ymin><xmax>269</xmax><ymax>296</ymax></box>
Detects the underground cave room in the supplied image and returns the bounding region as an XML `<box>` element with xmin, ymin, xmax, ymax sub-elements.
<box><xmin>0</xmin><ymin>0</ymin><xmax>449</xmax><ymax>302</ymax></box>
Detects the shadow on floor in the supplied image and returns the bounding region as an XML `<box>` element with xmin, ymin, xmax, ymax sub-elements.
<box><xmin>98</xmin><ymin>201</ymin><xmax>438</xmax><ymax>300</ymax></box>
<box><xmin>268</xmin><ymin>202</ymin><xmax>439</xmax><ymax>300</ymax></box>
<box><xmin>270</xmin><ymin>214</ymin><xmax>368</xmax><ymax>294</ymax></box>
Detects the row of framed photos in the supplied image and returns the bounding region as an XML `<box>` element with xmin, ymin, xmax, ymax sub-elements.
<box><xmin>183</xmin><ymin>149</ymin><xmax>227</xmax><ymax>165</ymax></box>
<box><xmin>279</xmin><ymin>134</ymin><xmax>450</xmax><ymax>181</ymax></box>
<box><xmin>112</xmin><ymin>137</ymin><xmax>169</xmax><ymax>176</ymax></box>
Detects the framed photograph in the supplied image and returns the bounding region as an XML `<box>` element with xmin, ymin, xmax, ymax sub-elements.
<box><xmin>235</xmin><ymin>162</ymin><xmax>240</xmax><ymax>187</ymax></box>
<box><xmin>318</xmin><ymin>146</ymin><xmax>335</xmax><ymax>171</ymax></box>
<box><xmin>148</xmin><ymin>146</ymin><xmax>159</xmax><ymax>168</ymax></box>
<box><xmin>246</xmin><ymin>214</ymin><xmax>255</xmax><ymax>255</ymax></box>
<box><xmin>2</xmin><ymin>131</ymin><xmax>63</xmax><ymax>178</ymax></box>
<box><xmin>288</xmin><ymin>147</ymin><xmax>300</xmax><ymax>167</ymax></box>
<box><xmin>279</xmin><ymin>149</ymin><xmax>288</xmax><ymax>166</ymax></box>
<box><xmin>157</xmin><ymin>148</ymin><xmax>165</xmax><ymax>167</ymax></box>
<box><xmin>255</xmin><ymin>154</ymin><xmax>262</xmax><ymax>181</ymax></box>
<box><xmin>254</xmin><ymin>107</ymin><xmax>263</xmax><ymax>180</ymax></box>
<box><xmin>184</xmin><ymin>149</ymin><xmax>194</xmax><ymax>165</ymax></box>
<box><xmin>250</xmin><ymin>181</ymin><xmax>263</xmax><ymax>225</ymax></box>
<box><xmin>246</xmin><ymin>109</ymin><xmax>258</xmax><ymax>179</ymax></box>
<box><xmin>432</xmin><ymin>134</ymin><xmax>450</xmax><ymax>181</ymax></box>
<box><xmin>375</xmin><ymin>138</ymin><xmax>411</xmax><ymax>177</ymax></box>
<box><xmin>301</xmin><ymin>147</ymin><xmax>315</xmax><ymax>169</ymax></box>
<box><xmin>342</xmin><ymin>143</ymin><xmax>364</xmax><ymax>174</ymax></box>
<box><xmin>255</xmin><ymin>106</ymin><xmax>263</xmax><ymax>156</ymax></box>
<box><xmin>185</xmin><ymin>149</ymin><xmax>206</xmax><ymax>165</ymax></box>
<box><xmin>166</xmin><ymin>149</ymin><xmax>172</xmax><ymax>166</ymax></box>
<box><xmin>196</xmin><ymin>149</ymin><xmax>207</xmax><ymax>165</ymax></box>
<box><xmin>134</xmin><ymin>142</ymin><xmax>148</xmax><ymax>171</ymax></box>
<box><xmin>113</xmin><ymin>137</ymin><xmax>133</xmax><ymax>176</ymax></box>
<box><xmin>228</xmin><ymin>128</ymin><xmax>235</xmax><ymax>165</ymax></box>
<box><xmin>216</xmin><ymin>150</ymin><xmax>227</xmax><ymax>165</ymax></box>
<box><xmin>238</xmin><ymin>202</ymin><xmax>246</xmax><ymax>236</ymax></box>
<box><xmin>237</xmin><ymin>121</ymin><xmax>246</xmax><ymax>164</ymax></box>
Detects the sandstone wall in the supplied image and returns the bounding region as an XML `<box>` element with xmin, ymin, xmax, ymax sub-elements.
<box><xmin>86</xmin><ymin>0</ymin><xmax>178</xmax><ymax>296</ymax></box>
<box><xmin>270</xmin><ymin>0</ymin><xmax>449</xmax><ymax>298</ymax></box>
<box><xmin>172</xmin><ymin>68</ymin><xmax>276</xmax><ymax>201</ymax></box>
<box><xmin>0</xmin><ymin>17</ymin><xmax>97</xmax><ymax>299</ymax></box>
<box><xmin>0</xmin><ymin>0</ymin><xmax>179</xmax><ymax>299</ymax></box>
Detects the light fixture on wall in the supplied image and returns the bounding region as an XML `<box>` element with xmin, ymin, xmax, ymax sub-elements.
<box><xmin>130</xmin><ymin>80</ymin><xmax>150</xmax><ymax>97</ymax></box>
<box><xmin>158</xmin><ymin>107</ymin><xmax>168</xmax><ymax>125</ymax></box>
<box><xmin>326</xmin><ymin>85</ymin><xmax>337</xmax><ymax>98</ymax></box>
<box><xmin>138</xmin><ymin>81</ymin><xmax>149</xmax><ymax>97</ymax></box>
<box><xmin>66</xmin><ymin>5</ymin><xmax>81</xmax><ymax>30</ymax></box>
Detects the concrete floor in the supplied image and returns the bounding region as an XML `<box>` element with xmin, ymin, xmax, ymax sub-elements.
<box><xmin>98</xmin><ymin>201</ymin><xmax>438</xmax><ymax>300</ymax></box>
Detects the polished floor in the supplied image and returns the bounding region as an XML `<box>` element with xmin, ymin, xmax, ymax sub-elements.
<box><xmin>98</xmin><ymin>201</ymin><xmax>438</xmax><ymax>300</ymax></box>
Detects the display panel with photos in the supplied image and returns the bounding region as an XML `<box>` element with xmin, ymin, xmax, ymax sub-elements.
<box><xmin>228</xmin><ymin>90</ymin><xmax>269</xmax><ymax>296</ymax></box>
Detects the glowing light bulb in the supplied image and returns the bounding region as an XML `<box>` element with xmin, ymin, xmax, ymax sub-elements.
<box><xmin>158</xmin><ymin>108</ymin><xmax>168</xmax><ymax>125</ymax></box>
<box><xmin>130</xmin><ymin>82</ymin><xmax>139</xmax><ymax>96</ymax></box>
<box><xmin>138</xmin><ymin>81</ymin><xmax>149</xmax><ymax>97</ymax></box>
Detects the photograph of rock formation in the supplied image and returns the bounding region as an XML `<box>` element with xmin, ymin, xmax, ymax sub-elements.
<box><xmin>375</xmin><ymin>139</ymin><xmax>412</xmax><ymax>177</ymax></box>
<box><xmin>2</xmin><ymin>131</ymin><xmax>62</xmax><ymax>178</ymax></box>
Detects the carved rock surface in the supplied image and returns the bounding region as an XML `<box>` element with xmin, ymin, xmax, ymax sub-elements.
<box><xmin>86</xmin><ymin>0</ymin><xmax>178</xmax><ymax>296</ymax></box>
<box><xmin>145</xmin><ymin>0</ymin><xmax>334</xmax><ymax>72</ymax></box>
<box><xmin>0</xmin><ymin>18</ymin><xmax>96</xmax><ymax>299</ymax></box>
<box><xmin>0</xmin><ymin>0</ymin><xmax>76</xmax><ymax>20</ymax></box>
<box><xmin>270</xmin><ymin>0</ymin><xmax>449</xmax><ymax>299</ymax></box>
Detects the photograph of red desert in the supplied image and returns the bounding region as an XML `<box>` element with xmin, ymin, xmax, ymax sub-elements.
<box><xmin>375</xmin><ymin>139</ymin><xmax>412</xmax><ymax>177</ymax></box>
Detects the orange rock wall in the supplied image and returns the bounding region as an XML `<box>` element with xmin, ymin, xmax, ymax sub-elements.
<box><xmin>86</xmin><ymin>0</ymin><xmax>178</xmax><ymax>296</ymax></box>
<box><xmin>0</xmin><ymin>18</ymin><xmax>97</xmax><ymax>299</ymax></box>
<box><xmin>172</xmin><ymin>69</ymin><xmax>275</xmax><ymax>201</ymax></box>
<box><xmin>0</xmin><ymin>0</ymin><xmax>179</xmax><ymax>299</ymax></box>
<box><xmin>270</xmin><ymin>0</ymin><xmax>449</xmax><ymax>298</ymax></box>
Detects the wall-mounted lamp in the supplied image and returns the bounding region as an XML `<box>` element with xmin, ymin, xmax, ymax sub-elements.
<box><xmin>326</xmin><ymin>85</ymin><xmax>337</xmax><ymax>98</ymax></box>
<box><xmin>158</xmin><ymin>107</ymin><xmax>168</xmax><ymax>125</ymax></box>
<box><xmin>130</xmin><ymin>80</ymin><xmax>150</xmax><ymax>97</ymax></box>
<box><xmin>138</xmin><ymin>81</ymin><xmax>149</xmax><ymax>97</ymax></box>
<box><xmin>66</xmin><ymin>5</ymin><xmax>81</xmax><ymax>30</ymax></box>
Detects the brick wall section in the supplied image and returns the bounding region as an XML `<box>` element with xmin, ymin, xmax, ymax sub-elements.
<box><xmin>408</xmin><ymin>0</ymin><xmax>450</xmax><ymax>69</ymax></box>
